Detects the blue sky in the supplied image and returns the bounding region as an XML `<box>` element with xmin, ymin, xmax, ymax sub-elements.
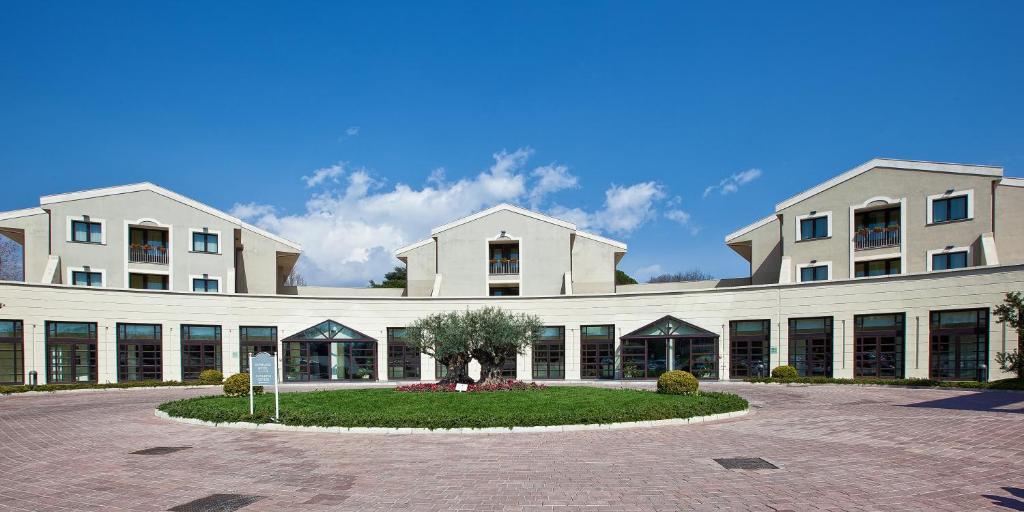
<box><xmin>1</xmin><ymin>2</ymin><xmax>1022</xmax><ymax>285</ymax></box>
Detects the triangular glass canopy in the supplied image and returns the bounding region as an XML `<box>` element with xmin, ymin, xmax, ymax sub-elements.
<box><xmin>282</xmin><ymin>320</ymin><xmax>376</xmax><ymax>342</ymax></box>
<box><xmin>621</xmin><ymin>315</ymin><xmax>718</xmax><ymax>339</ymax></box>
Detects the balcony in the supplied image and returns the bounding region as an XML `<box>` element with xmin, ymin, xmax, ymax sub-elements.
<box><xmin>489</xmin><ymin>259</ymin><xmax>520</xmax><ymax>275</ymax></box>
<box><xmin>854</xmin><ymin>226</ymin><xmax>900</xmax><ymax>251</ymax></box>
<box><xmin>129</xmin><ymin>245</ymin><xmax>169</xmax><ymax>265</ymax></box>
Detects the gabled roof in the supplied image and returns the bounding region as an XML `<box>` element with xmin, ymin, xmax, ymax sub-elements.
<box><xmin>774</xmin><ymin>158</ymin><xmax>1003</xmax><ymax>212</ymax></box>
<box><xmin>0</xmin><ymin>207</ymin><xmax>47</xmax><ymax>222</ymax></box>
<box><xmin>621</xmin><ymin>315</ymin><xmax>719</xmax><ymax>339</ymax></box>
<box><xmin>394</xmin><ymin>203</ymin><xmax>628</xmax><ymax>256</ymax></box>
<box><xmin>430</xmin><ymin>203</ymin><xmax>577</xmax><ymax>234</ymax></box>
<box><xmin>724</xmin><ymin>214</ymin><xmax>777</xmax><ymax>243</ymax></box>
<box><xmin>38</xmin><ymin>182</ymin><xmax>301</xmax><ymax>251</ymax></box>
<box><xmin>282</xmin><ymin>319</ymin><xmax>376</xmax><ymax>341</ymax></box>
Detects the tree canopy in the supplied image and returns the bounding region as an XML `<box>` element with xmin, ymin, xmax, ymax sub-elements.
<box><xmin>405</xmin><ymin>307</ymin><xmax>542</xmax><ymax>384</ymax></box>
<box><xmin>369</xmin><ymin>265</ymin><xmax>407</xmax><ymax>288</ymax></box>
<box><xmin>647</xmin><ymin>269</ymin><xmax>714</xmax><ymax>283</ymax></box>
<box><xmin>615</xmin><ymin>269</ymin><xmax>637</xmax><ymax>285</ymax></box>
<box><xmin>994</xmin><ymin>291</ymin><xmax>1023</xmax><ymax>379</ymax></box>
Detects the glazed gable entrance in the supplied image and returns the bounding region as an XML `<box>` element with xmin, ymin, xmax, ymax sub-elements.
<box><xmin>620</xmin><ymin>316</ymin><xmax>719</xmax><ymax>380</ymax></box>
<box><xmin>282</xmin><ymin>320</ymin><xmax>377</xmax><ymax>382</ymax></box>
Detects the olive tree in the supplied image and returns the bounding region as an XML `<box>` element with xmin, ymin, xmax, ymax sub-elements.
<box><xmin>993</xmin><ymin>291</ymin><xmax>1024</xmax><ymax>379</ymax></box>
<box><xmin>468</xmin><ymin>307</ymin><xmax>542</xmax><ymax>385</ymax></box>
<box><xmin>405</xmin><ymin>307</ymin><xmax>542</xmax><ymax>385</ymax></box>
<box><xmin>405</xmin><ymin>311</ymin><xmax>474</xmax><ymax>384</ymax></box>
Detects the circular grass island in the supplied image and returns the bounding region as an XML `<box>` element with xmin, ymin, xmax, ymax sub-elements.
<box><xmin>158</xmin><ymin>386</ymin><xmax>748</xmax><ymax>431</ymax></box>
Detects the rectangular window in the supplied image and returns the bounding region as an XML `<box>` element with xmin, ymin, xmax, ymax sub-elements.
<box><xmin>932</xmin><ymin>195</ymin><xmax>968</xmax><ymax>223</ymax></box>
<box><xmin>729</xmin><ymin>320</ymin><xmax>770</xmax><ymax>378</ymax></box>
<box><xmin>192</xmin><ymin>278</ymin><xmax>219</xmax><ymax>293</ymax></box>
<box><xmin>930</xmin><ymin>309</ymin><xmax>988</xmax><ymax>381</ymax></box>
<box><xmin>580</xmin><ymin>324</ymin><xmax>615</xmax><ymax>379</ymax></box>
<box><xmin>854</xmin><ymin>314</ymin><xmax>904</xmax><ymax>379</ymax></box>
<box><xmin>117</xmin><ymin>323</ymin><xmax>162</xmax><ymax>382</ymax></box>
<box><xmin>489</xmin><ymin>286</ymin><xmax>519</xmax><ymax>296</ymax></box>
<box><xmin>181</xmin><ymin>324</ymin><xmax>222</xmax><ymax>380</ymax></box>
<box><xmin>799</xmin><ymin>265</ymin><xmax>829</xmax><ymax>282</ymax></box>
<box><xmin>46</xmin><ymin>321</ymin><xmax>98</xmax><ymax>384</ymax></box>
<box><xmin>0</xmin><ymin>320</ymin><xmax>24</xmax><ymax>384</ymax></box>
<box><xmin>72</xmin><ymin>270</ymin><xmax>103</xmax><ymax>287</ymax></box>
<box><xmin>799</xmin><ymin>216</ymin><xmax>829</xmax><ymax>240</ymax></box>
<box><xmin>932</xmin><ymin>251</ymin><xmax>968</xmax><ymax>271</ymax></box>
<box><xmin>240</xmin><ymin>326</ymin><xmax>277</xmax><ymax>374</ymax></box>
<box><xmin>129</xmin><ymin>273</ymin><xmax>169</xmax><ymax>290</ymax></box>
<box><xmin>854</xmin><ymin>258</ymin><xmax>901</xmax><ymax>277</ymax></box>
<box><xmin>387</xmin><ymin>328</ymin><xmax>420</xmax><ymax>380</ymax></box>
<box><xmin>788</xmin><ymin>317</ymin><xmax>832</xmax><ymax>378</ymax></box>
<box><xmin>129</xmin><ymin>228</ymin><xmax>169</xmax><ymax>264</ymax></box>
<box><xmin>71</xmin><ymin>220</ymin><xmax>102</xmax><ymax>243</ymax></box>
<box><xmin>192</xmin><ymin>231</ymin><xmax>219</xmax><ymax>253</ymax></box>
<box><xmin>532</xmin><ymin>326</ymin><xmax>565</xmax><ymax>380</ymax></box>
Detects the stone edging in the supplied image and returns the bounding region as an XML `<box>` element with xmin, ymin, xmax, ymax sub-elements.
<box><xmin>154</xmin><ymin>408</ymin><xmax>749</xmax><ymax>435</ymax></box>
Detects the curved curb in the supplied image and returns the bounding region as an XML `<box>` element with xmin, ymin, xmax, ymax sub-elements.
<box><xmin>154</xmin><ymin>408</ymin><xmax>750</xmax><ymax>435</ymax></box>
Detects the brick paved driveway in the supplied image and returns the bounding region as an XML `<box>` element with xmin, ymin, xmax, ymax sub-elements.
<box><xmin>1</xmin><ymin>383</ymin><xmax>1022</xmax><ymax>511</ymax></box>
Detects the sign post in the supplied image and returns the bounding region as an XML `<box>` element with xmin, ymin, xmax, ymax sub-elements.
<box><xmin>250</xmin><ymin>352</ymin><xmax>279</xmax><ymax>420</ymax></box>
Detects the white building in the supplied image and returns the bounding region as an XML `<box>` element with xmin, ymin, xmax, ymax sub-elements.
<box><xmin>0</xmin><ymin>158</ymin><xmax>1021</xmax><ymax>385</ymax></box>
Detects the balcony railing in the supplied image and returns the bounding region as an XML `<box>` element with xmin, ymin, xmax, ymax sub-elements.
<box><xmin>854</xmin><ymin>227</ymin><xmax>900</xmax><ymax>251</ymax></box>
<box><xmin>489</xmin><ymin>259</ymin><xmax>519</xmax><ymax>275</ymax></box>
<box><xmin>129</xmin><ymin>245</ymin><xmax>169</xmax><ymax>265</ymax></box>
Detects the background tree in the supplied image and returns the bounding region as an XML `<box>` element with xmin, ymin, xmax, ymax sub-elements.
<box><xmin>369</xmin><ymin>265</ymin><xmax>407</xmax><ymax>288</ymax></box>
<box><xmin>283</xmin><ymin>268</ymin><xmax>306</xmax><ymax>287</ymax></box>
<box><xmin>994</xmin><ymin>291</ymin><xmax>1024</xmax><ymax>379</ymax></box>
<box><xmin>647</xmin><ymin>269</ymin><xmax>714</xmax><ymax>283</ymax></box>
<box><xmin>405</xmin><ymin>311</ymin><xmax>474</xmax><ymax>384</ymax></box>
<box><xmin>468</xmin><ymin>307</ymin><xmax>542</xmax><ymax>384</ymax></box>
<box><xmin>0</xmin><ymin>234</ymin><xmax>23</xmax><ymax>282</ymax></box>
<box><xmin>615</xmin><ymin>269</ymin><xmax>637</xmax><ymax>285</ymax></box>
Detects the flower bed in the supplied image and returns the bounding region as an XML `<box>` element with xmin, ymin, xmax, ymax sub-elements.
<box><xmin>395</xmin><ymin>380</ymin><xmax>546</xmax><ymax>393</ymax></box>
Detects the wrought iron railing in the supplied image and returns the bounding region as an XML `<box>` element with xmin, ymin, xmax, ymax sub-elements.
<box><xmin>854</xmin><ymin>227</ymin><xmax>900</xmax><ymax>251</ymax></box>
<box><xmin>129</xmin><ymin>245</ymin><xmax>169</xmax><ymax>265</ymax></box>
<box><xmin>489</xmin><ymin>259</ymin><xmax>519</xmax><ymax>275</ymax></box>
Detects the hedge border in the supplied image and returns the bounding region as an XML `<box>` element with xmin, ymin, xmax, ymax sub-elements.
<box><xmin>0</xmin><ymin>381</ymin><xmax>216</xmax><ymax>396</ymax></box>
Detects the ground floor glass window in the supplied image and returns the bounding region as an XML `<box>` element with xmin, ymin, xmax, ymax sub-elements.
<box><xmin>181</xmin><ymin>325</ymin><xmax>222</xmax><ymax>381</ymax></box>
<box><xmin>46</xmin><ymin>321</ymin><xmax>97</xmax><ymax>384</ymax></box>
<box><xmin>580</xmin><ymin>325</ymin><xmax>615</xmax><ymax>379</ymax></box>
<box><xmin>387</xmin><ymin>328</ymin><xmax>420</xmax><ymax>380</ymax></box>
<box><xmin>0</xmin><ymin>320</ymin><xmax>24</xmax><ymax>384</ymax></box>
<box><xmin>854</xmin><ymin>314</ymin><xmax>904</xmax><ymax>379</ymax></box>
<box><xmin>284</xmin><ymin>341</ymin><xmax>377</xmax><ymax>381</ymax></box>
<box><xmin>240</xmin><ymin>326</ymin><xmax>277</xmax><ymax>374</ymax></box>
<box><xmin>729</xmin><ymin>320</ymin><xmax>770</xmax><ymax>378</ymax></box>
<box><xmin>117</xmin><ymin>323</ymin><xmax>162</xmax><ymax>381</ymax></box>
<box><xmin>930</xmin><ymin>309</ymin><xmax>988</xmax><ymax>381</ymax></box>
<box><xmin>532</xmin><ymin>326</ymin><xmax>565</xmax><ymax>379</ymax></box>
<box><xmin>788</xmin><ymin>317</ymin><xmax>833</xmax><ymax>377</ymax></box>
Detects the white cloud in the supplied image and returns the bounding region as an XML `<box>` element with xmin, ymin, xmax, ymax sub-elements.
<box><xmin>528</xmin><ymin>164</ymin><xmax>578</xmax><ymax>208</ymax></box>
<box><xmin>548</xmin><ymin>181</ymin><xmax>664</xmax><ymax>235</ymax></box>
<box><xmin>230</xmin><ymin>202</ymin><xmax>276</xmax><ymax>221</ymax></box>
<box><xmin>703</xmin><ymin>168</ymin><xmax>763</xmax><ymax>197</ymax></box>
<box><xmin>665</xmin><ymin>208</ymin><xmax>700</xmax><ymax>235</ymax></box>
<box><xmin>302</xmin><ymin>163</ymin><xmax>345</xmax><ymax>188</ymax></box>
<box><xmin>243</xmin><ymin>150</ymin><xmax>687</xmax><ymax>286</ymax></box>
<box><xmin>345</xmin><ymin>126</ymin><xmax>360</xmax><ymax>136</ymax></box>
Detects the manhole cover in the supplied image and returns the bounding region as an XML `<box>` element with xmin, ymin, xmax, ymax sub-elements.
<box><xmin>714</xmin><ymin>457</ymin><xmax>779</xmax><ymax>470</ymax></box>
<box><xmin>130</xmin><ymin>446</ymin><xmax>192</xmax><ymax>455</ymax></box>
<box><xmin>168</xmin><ymin>494</ymin><xmax>265</xmax><ymax>512</ymax></box>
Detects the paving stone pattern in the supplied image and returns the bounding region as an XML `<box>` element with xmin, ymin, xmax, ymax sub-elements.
<box><xmin>0</xmin><ymin>383</ymin><xmax>1021</xmax><ymax>511</ymax></box>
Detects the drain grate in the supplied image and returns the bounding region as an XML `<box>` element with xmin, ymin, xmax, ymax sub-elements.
<box><xmin>168</xmin><ymin>494</ymin><xmax>265</xmax><ymax>512</ymax></box>
<box><xmin>130</xmin><ymin>446</ymin><xmax>192</xmax><ymax>455</ymax></box>
<box><xmin>714</xmin><ymin>457</ymin><xmax>779</xmax><ymax>470</ymax></box>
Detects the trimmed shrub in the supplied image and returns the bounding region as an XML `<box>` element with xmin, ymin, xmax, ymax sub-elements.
<box><xmin>223</xmin><ymin>373</ymin><xmax>263</xmax><ymax>397</ymax></box>
<box><xmin>656</xmin><ymin>370</ymin><xmax>699</xmax><ymax>395</ymax></box>
<box><xmin>771</xmin><ymin>365</ymin><xmax>798</xmax><ymax>379</ymax></box>
<box><xmin>198</xmin><ymin>369</ymin><xmax>224</xmax><ymax>384</ymax></box>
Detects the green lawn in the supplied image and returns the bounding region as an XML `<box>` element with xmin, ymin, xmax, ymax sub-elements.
<box><xmin>158</xmin><ymin>387</ymin><xmax>748</xmax><ymax>429</ymax></box>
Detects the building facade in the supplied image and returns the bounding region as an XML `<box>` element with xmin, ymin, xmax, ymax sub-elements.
<box><xmin>0</xmin><ymin>158</ymin><xmax>1021</xmax><ymax>386</ymax></box>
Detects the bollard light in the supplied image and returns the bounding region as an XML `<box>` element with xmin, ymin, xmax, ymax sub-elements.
<box><xmin>28</xmin><ymin>370</ymin><xmax>38</xmax><ymax>387</ymax></box>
